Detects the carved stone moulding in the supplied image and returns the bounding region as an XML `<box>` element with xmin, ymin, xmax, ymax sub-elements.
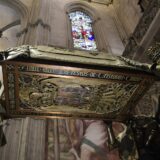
<box><xmin>1</xmin><ymin>59</ymin><xmax>155</xmax><ymax>121</ymax></box>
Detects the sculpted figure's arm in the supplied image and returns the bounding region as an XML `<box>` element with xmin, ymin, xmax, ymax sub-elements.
<box><xmin>0</xmin><ymin>45</ymin><xmax>30</xmax><ymax>60</ymax></box>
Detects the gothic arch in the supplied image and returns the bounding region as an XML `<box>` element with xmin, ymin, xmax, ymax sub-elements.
<box><xmin>0</xmin><ymin>0</ymin><xmax>29</xmax><ymax>46</ymax></box>
<box><xmin>65</xmin><ymin>2</ymin><xmax>108</xmax><ymax>52</ymax></box>
<box><xmin>0</xmin><ymin>0</ymin><xmax>29</xmax><ymax>27</ymax></box>
<box><xmin>65</xmin><ymin>2</ymin><xmax>99</xmax><ymax>21</ymax></box>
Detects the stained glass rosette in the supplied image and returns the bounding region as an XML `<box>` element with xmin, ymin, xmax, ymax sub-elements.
<box><xmin>69</xmin><ymin>11</ymin><xmax>97</xmax><ymax>51</ymax></box>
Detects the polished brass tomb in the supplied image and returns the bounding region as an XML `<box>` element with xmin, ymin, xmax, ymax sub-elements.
<box><xmin>0</xmin><ymin>45</ymin><xmax>159</xmax><ymax>120</ymax></box>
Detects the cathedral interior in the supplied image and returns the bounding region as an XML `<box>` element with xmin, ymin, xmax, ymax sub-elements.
<box><xmin>0</xmin><ymin>0</ymin><xmax>160</xmax><ymax>160</ymax></box>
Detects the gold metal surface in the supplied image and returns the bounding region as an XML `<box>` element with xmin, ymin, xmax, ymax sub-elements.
<box><xmin>2</xmin><ymin>60</ymin><xmax>155</xmax><ymax>120</ymax></box>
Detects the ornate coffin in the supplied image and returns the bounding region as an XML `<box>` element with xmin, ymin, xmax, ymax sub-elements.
<box><xmin>0</xmin><ymin>46</ymin><xmax>157</xmax><ymax>120</ymax></box>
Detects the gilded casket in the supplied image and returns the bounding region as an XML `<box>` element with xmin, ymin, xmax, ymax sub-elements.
<box><xmin>0</xmin><ymin>46</ymin><xmax>157</xmax><ymax>120</ymax></box>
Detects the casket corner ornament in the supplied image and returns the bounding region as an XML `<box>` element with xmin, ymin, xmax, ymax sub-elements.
<box><xmin>0</xmin><ymin>45</ymin><xmax>159</xmax><ymax>121</ymax></box>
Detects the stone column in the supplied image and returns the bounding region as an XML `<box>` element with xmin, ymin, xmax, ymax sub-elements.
<box><xmin>18</xmin><ymin>0</ymin><xmax>53</xmax><ymax>46</ymax></box>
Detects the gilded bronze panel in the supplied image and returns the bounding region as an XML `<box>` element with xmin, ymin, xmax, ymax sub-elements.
<box><xmin>3</xmin><ymin>61</ymin><xmax>155</xmax><ymax>120</ymax></box>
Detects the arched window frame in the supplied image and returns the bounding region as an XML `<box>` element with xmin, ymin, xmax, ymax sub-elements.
<box><xmin>65</xmin><ymin>2</ymin><xmax>108</xmax><ymax>52</ymax></box>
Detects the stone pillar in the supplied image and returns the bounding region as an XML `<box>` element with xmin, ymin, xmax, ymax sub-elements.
<box><xmin>18</xmin><ymin>0</ymin><xmax>53</xmax><ymax>46</ymax></box>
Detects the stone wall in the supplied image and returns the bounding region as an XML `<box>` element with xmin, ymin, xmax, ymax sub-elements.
<box><xmin>0</xmin><ymin>0</ymin><xmax>127</xmax><ymax>56</ymax></box>
<box><xmin>0</xmin><ymin>3</ymin><xmax>20</xmax><ymax>50</ymax></box>
<box><xmin>0</xmin><ymin>0</ymin><xmax>145</xmax><ymax>56</ymax></box>
<box><xmin>112</xmin><ymin>0</ymin><xmax>142</xmax><ymax>37</ymax></box>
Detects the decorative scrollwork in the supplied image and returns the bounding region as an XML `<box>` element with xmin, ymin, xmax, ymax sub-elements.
<box><xmin>146</xmin><ymin>42</ymin><xmax>160</xmax><ymax>64</ymax></box>
<box><xmin>6</xmin><ymin>64</ymin><xmax>15</xmax><ymax>71</ymax></box>
<box><xmin>19</xmin><ymin>74</ymin><xmax>138</xmax><ymax>114</ymax></box>
<box><xmin>7</xmin><ymin>73</ymin><xmax>16</xmax><ymax>109</ymax></box>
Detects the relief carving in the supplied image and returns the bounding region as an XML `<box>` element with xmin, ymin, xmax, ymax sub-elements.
<box><xmin>19</xmin><ymin>74</ymin><xmax>138</xmax><ymax>114</ymax></box>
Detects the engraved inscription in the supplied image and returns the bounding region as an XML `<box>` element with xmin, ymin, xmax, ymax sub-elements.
<box><xmin>18</xmin><ymin>65</ymin><xmax>142</xmax><ymax>82</ymax></box>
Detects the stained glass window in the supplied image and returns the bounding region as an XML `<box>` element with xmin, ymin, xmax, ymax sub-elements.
<box><xmin>69</xmin><ymin>11</ymin><xmax>97</xmax><ymax>51</ymax></box>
